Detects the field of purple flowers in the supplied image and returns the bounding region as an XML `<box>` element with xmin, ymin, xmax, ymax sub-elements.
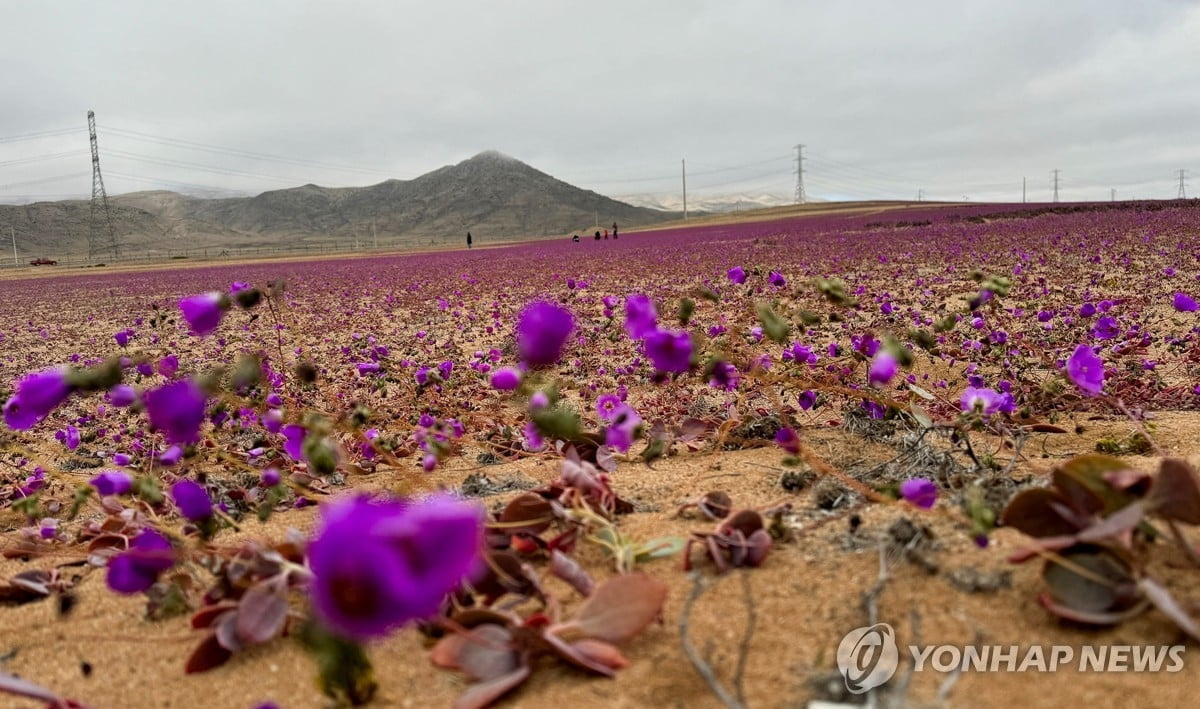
<box><xmin>2</xmin><ymin>201</ymin><xmax>1200</xmax><ymax>708</ymax></box>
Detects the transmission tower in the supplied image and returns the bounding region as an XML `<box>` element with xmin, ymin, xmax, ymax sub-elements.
<box><xmin>88</xmin><ymin>110</ymin><xmax>119</xmax><ymax>260</ymax></box>
<box><xmin>794</xmin><ymin>144</ymin><xmax>806</xmax><ymax>204</ymax></box>
<box><xmin>1179</xmin><ymin>169</ymin><xmax>1189</xmax><ymax>199</ymax></box>
<box><xmin>1051</xmin><ymin>168</ymin><xmax>1061</xmax><ymax>203</ymax></box>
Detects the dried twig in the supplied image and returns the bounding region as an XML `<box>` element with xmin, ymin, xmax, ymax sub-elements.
<box><xmin>679</xmin><ymin>571</ymin><xmax>747</xmax><ymax>709</ymax></box>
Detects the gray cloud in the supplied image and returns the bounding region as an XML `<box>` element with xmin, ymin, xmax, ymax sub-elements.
<box><xmin>1</xmin><ymin>0</ymin><xmax>1197</xmax><ymax>204</ymax></box>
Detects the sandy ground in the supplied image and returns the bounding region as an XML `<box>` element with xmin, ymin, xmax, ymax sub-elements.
<box><xmin>4</xmin><ymin>412</ymin><xmax>1200</xmax><ymax>709</ymax></box>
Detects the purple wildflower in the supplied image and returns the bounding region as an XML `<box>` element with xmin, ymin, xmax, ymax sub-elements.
<box><xmin>282</xmin><ymin>424</ymin><xmax>307</xmax><ymax>460</ymax></box>
<box><xmin>1066</xmin><ymin>344</ymin><xmax>1105</xmax><ymax>396</ymax></box>
<box><xmin>178</xmin><ymin>292</ymin><xmax>227</xmax><ymax>337</ymax></box>
<box><xmin>1173</xmin><ymin>292</ymin><xmax>1198</xmax><ymax>312</ymax></box>
<box><xmin>144</xmin><ymin>380</ymin><xmax>207</xmax><ymax>444</ymax></box>
<box><xmin>516</xmin><ymin>302</ymin><xmax>575</xmax><ymax>367</ymax></box>
<box><xmin>90</xmin><ymin>470</ymin><xmax>133</xmax><ymax>496</ymax></box>
<box><xmin>726</xmin><ymin>266</ymin><xmax>747</xmax><ymax>284</ymax></box>
<box><xmin>868</xmin><ymin>351</ymin><xmax>898</xmax><ymax>386</ymax></box>
<box><xmin>109</xmin><ymin>384</ymin><xmax>138</xmax><ymax>407</ymax></box>
<box><xmin>644</xmin><ymin>330</ymin><xmax>693</xmax><ymax>373</ymax></box>
<box><xmin>798</xmin><ymin>390</ymin><xmax>817</xmax><ymax>410</ymax></box>
<box><xmin>171</xmin><ymin>480</ymin><xmax>214</xmax><ymax>521</ymax></box>
<box><xmin>768</xmin><ymin>271</ymin><xmax>787</xmax><ymax>288</ymax></box>
<box><xmin>899</xmin><ymin>478</ymin><xmax>938</xmax><ymax>509</ymax></box>
<box><xmin>106</xmin><ymin>529</ymin><xmax>175</xmax><ymax>594</ymax></box>
<box><xmin>623</xmin><ymin>294</ymin><xmax>658</xmax><ymax>340</ymax></box>
<box><xmin>603</xmin><ymin>404</ymin><xmax>642</xmax><ymax>453</ymax></box>
<box><xmin>1092</xmin><ymin>316</ymin><xmax>1119</xmax><ymax>340</ymax></box>
<box><xmin>306</xmin><ymin>494</ymin><xmax>483</xmax><ymax>640</ymax></box>
<box><xmin>960</xmin><ymin>387</ymin><xmax>1003</xmax><ymax>416</ymax></box>
<box><xmin>774</xmin><ymin>426</ymin><xmax>800</xmax><ymax>455</ymax></box>
<box><xmin>490</xmin><ymin>367</ymin><xmax>522</xmax><ymax>390</ymax></box>
<box><xmin>3</xmin><ymin>366</ymin><xmax>73</xmax><ymax>430</ymax></box>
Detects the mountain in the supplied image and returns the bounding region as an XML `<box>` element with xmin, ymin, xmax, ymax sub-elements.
<box><xmin>616</xmin><ymin>191</ymin><xmax>802</xmax><ymax>213</ymax></box>
<box><xmin>0</xmin><ymin>152</ymin><xmax>677</xmax><ymax>258</ymax></box>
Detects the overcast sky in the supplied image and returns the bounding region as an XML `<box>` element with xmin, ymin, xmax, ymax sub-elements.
<box><xmin>2</xmin><ymin>0</ymin><xmax>1198</xmax><ymax>205</ymax></box>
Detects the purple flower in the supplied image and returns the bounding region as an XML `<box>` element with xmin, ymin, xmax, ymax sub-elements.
<box><xmin>145</xmin><ymin>380</ymin><xmax>207</xmax><ymax>444</ymax></box>
<box><xmin>960</xmin><ymin>387</ymin><xmax>1003</xmax><ymax>416</ymax></box>
<box><xmin>157</xmin><ymin>355</ymin><xmax>179</xmax><ymax>378</ymax></box>
<box><xmin>114</xmin><ymin>329</ymin><xmax>134</xmax><ymax>346</ymax></box>
<box><xmin>64</xmin><ymin>425</ymin><xmax>80</xmax><ymax>450</ymax></box>
<box><xmin>623</xmin><ymin>294</ymin><xmax>658</xmax><ymax>340</ymax></box>
<box><xmin>1066</xmin><ymin>344</ymin><xmax>1105</xmax><ymax>396</ymax></box>
<box><xmin>516</xmin><ymin>302</ymin><xmax>575</xmax><ymax>367</ymax></box>
<box><xmin>900</xmin><ymin>478</ymin><xmax>938</xmax><ymax>509</ymax></box>
<box><xmin>768</xmin><ymin>271</ymin><xmax>787</xmax><ymax>288</ymax></box>
<box><xmin>596</xmin><ymin>393</ymin><xmax>623</xmax><ymax>421</ymax></box>
<box><xmin>307</xmin><ymin>494</ymin><xmax>483</xmax><ymax>640</ymax></box>
<box><xmin>90</xmin><ymin>470</ymin><xmax>133</xmax><ymax>496</ymax></box>
<box><xmin>282</xmin><ymin>424</ymin><xmax>307</xmax><ymax>460</ymax></box>
<box><xmin>159</xmin><ymin>445</ymin><xmax>183</xmax><ymax>466</ymax></box>
<box><xmin>774</xmin><ymin>426</ymin><xmax>800</xmax><ymax>455</ymax></box>
<box><xmin>490</xmin><ymin>367</ymin><xmax>522</xmax><ymax>390</ymax></box>
<box><xmin>355</xmin><ymin>362</ymin><xmax>381</xmax><ymax>376</ymax></box>
<box><xmin>261</xmin><ymin>468</ymin><xmax>282</xmax><ymax>487</ymax></box>
<box><xmin>798</xmin><ymin>390</ymin><xmax>817</xmax><ymax>410</ymax></box>
<box><xmin>1078</xmin><ymin>303</ymin><xmax>1096</xmax><ymax>318</ymax></box>
<box><xmin>1092</xmin><ymin>316</ymin><xmax>1119</xmax><ymax>340</ymax></box>
<box><xmin>708</xmin><ymin>361</ymin><xmax>740</xmax><ymax>391</ymax></box>
<box><xmin>178</xmin><ymin>292</ymin><xmax>227</xmax><ymax>337</ymax></box>
<box><xmin>726</xmin><ymin>266</ymin><xmax>747</xmax><ymax>284</ymax></box>
<box><xmin>263</xmin><ymin>408</ymin><xmax>284</xmax><ymax>433</ymax></box>
<box><xmin>644</xmin><ymin>330</ymin><xmax>693</xmax><ymax>373</ymax></box>
<box><xmin>1173</xmin><ymin>292</ymin><xmax>1198</xmax><ymax>312</ymax></box>
<box><xmin>113</xmin><ymin>453</ymin><xmax>132</xmax><ymax>466</ymax></box>
<box><xmin>868</xmin><ymin>351</ymin><xmax>898</xmax><ymax>386</ymax></box>
<box><xmin>106</xmin><ymin>529</ymin><xmax>175</xmax><ymax>594</ymax></box>
<box><xmin>108</xmin><ymin>384</ymin><xmax>138</xmax><ymax>407</ymax></box>
<box><xmin>603</xmin><ymin>404</ymin><xmax>642</xmax><ymax>453</ymax></box>
<box><xmin>171</xmin><ymin>480</ymin><xmax>214</xmax><ymax>521</ymax></box>
<box><xmin>3</xmin><ymin>366</ymin><xmax>73</xmax><ymax>430</ymax></box>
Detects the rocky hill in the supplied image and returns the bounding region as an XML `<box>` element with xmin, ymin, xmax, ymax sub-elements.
<box><xmin>0</xmin><ymin>152</ymin><xmax>676</xmax><ymax>258</ymax></box>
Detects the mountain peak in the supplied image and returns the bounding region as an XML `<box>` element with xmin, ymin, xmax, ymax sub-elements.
<box><xmin>464</xmin><ymin>150</ymin><xmax>519</xmax><ymax>165</ymax></box>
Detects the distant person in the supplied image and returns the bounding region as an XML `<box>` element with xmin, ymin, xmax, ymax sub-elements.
<box><xmin>612</xmin><ymin>222</ymin><xmax>618</xmax><ymax>239</ymax></box>
<box><xmin>572</xmin><ymin>234</ymin><xmax>580</xmax><ymax>243</ymax></box>
<box><xmin>603</xmin><ymin>229</ymin><xmax>609</xmax><ymax>239</ymax></box>
<box><xmin>594</xmin><ymin>231</ymin><xmax>601</xmax><ymax>240</ymax></box>
<box><xmin>467</xmin><ymin>232</ymin><xmax>473</xmax><ymax>249</ymax></box>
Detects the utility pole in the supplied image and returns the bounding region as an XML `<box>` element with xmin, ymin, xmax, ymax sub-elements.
<box><xmin>10</xmin><ymin>226</ymin><xmax>16</xmax><ymax>266</ymax></box>
<box><xmin>1051</xmin><ymin>169</ymin><xmax>1061</xmax><ymax>203</ymax></box>
<box><xmin>372</xmin><ymin>218</ymin><xmax>377</xmax><ymax>249</ymax></box>
<box><xmin>1111</xmin><ymin>188</ymin><xmax>1116</xmax><ymax>202</ymax></box>
<box><xmin>917</xmin><ymin>189</ymin><xmax>923</xmax><ymax>202</ymax></box>
<box><xmin>1179</xmin><ymin>169</ymin><xmax>1189</xmax><ymax>199</ymax></box>
<box><xmin>681</xmin><ymin>159</ymin><xmax>687</xmax><ymax>220</ymax></box>
<box><xmin>1022</xmin><ymin>177</ymin><xmax>1026</xmax><ymax>203</ymax></box>
<box><xmin>793</xmin><ymin>144</ymin><xmax>806</xmax><ymax>204</ymax></box>
<box><xmin>87</xmin><ymin>110</ymin><xmax>119</xmax><ymax>260</ymax></box>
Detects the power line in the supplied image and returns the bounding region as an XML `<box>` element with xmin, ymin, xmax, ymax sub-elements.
<box><xmin>0</xmin><ymin>150</ymin><xmax>90</xmax><ymax>168</ymax></box>
<box><xmin>106</xmin><ymin>149</ymin><xmax>308</xmax><ymax>185</ymax></box>
<box><xmin>0</xmin><ymin>171</ymin><xmax>91</xmax><ymax>190</ymax></box>
<box><xmin>0</xmin><ymin>126</ymin><xmax>80</xmax><ymax>144</ymax></box>
<box><xmin>1179</xmin><ymin>169</ymin><xmax>1188</xmax><ymax>199</ymax></box>
<box><xmin>103</xmin><ymin>125</ymin><xmax>408</xmax><ymax>178</ymax></box>
<box><xmin>1052</xmin><ymin>168</ymin><xmax>1061</xmax><ymax>203</ymax></box>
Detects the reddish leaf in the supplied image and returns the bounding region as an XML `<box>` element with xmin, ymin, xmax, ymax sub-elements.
<box><xmin>1139</xmin><ymin>578</ymin><xmax>1200</xmax><ymax>641</ymax></box>
<box><xmin>563</xmin><ymin>573</ymin><xmax>668</xmax><ymax>643</ymax></box>
<box><xmin>185</xmin><ymin>632</ymin><xmax>234</xmax><ymax>673</ymax></box>
<box><xmin>1028</xmin><ymin>424</ymin><xmax>1068</xmax><ymax>434</ymax></box>
<box><xmin>236</xmin><ymin>583</ymin><xmax>289</xmax><ymax>645</ymax></box>
<box><xmin>190</xmin><ymin>603</ymin><xmax>238</xmax><ymax>629</ymax></box>
<box><xmin>549</xmin><ymin>550</ymin><xmax>594</xmax><ymax>597</ymax></box>
<box><xmin>569</xmin><ymin>639</ymin><xmax>630</xmax><ymax>671</ymax></box>
<box><xmin>1149</xmin><ymin>459</ymin><xmax>1200</xmax><ymax>524</ymax></box>
<box><xmin>453</xmin><ymin>664</ymin><xmax>531</xmax><ymax>709</ymax></box>
<box><xmin>540</xmin><ymin>631</ymin><xmax>619</xmax><ymax>677</ymax></box>
<box><xmin>1075</xmin><ymin>501</ymin><xmax>1145</xmax><ymax>544</ymax></box>
<box><xmin>1001</xmin><ymin>488</ymin><xmax>1080</xmax><ymax>538</ymax></box>
<box><xmin>432</xmin><ymin>624</ymin><xmax>518</xmax><ymax>681</ymax></box>
<box><xmin>0</xmin><ymin>670</ymin><xmax>63</xmax><ymax>703</ymax></box>
<box><xmin>214</xmin><ymin>610</ymin><xmax>243</xmax><ymax>652</ymax></box>
<box><xmin>498</xmin><ymin>493</ymin><xmax>553</xmax><ymax>535</ymax></box>
<box><xmin>1037</xmin><ymin>592</ymin><xmax>1147</xmax><ymax>626</ymax></box>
